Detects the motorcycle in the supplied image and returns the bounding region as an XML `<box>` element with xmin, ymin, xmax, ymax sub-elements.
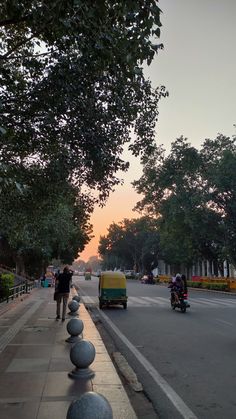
<box><xmin>170</xmin><ymin>289</ymin><xmax>190</xmax><ymax>313</ymax></box>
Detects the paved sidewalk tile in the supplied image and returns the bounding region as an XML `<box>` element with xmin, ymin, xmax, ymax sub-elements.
<box><xmin>0</xmin><ymin>287</ymin><xmax>137</xmax><ymax>419</ymax></box>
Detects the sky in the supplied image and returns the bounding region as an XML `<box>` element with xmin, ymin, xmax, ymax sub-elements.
<box><xmin>79</xmin><ymin>0</ymin><xmax>236</xmax><ymax>262</ymax></box>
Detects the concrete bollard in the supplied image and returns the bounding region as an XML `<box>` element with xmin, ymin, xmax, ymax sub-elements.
<box><xmin>65</xmin><ymin>318</ymin><xmax>84</xmax><ymax>343</ymax></box>
<box><xmin>68</xmin><ymin>300</ymin><xmax>79</xmax><ymax>316</ymax></box>
<box><xmin>72</xmin><ymin>295</ymin><xmax>81</xmax><ymax>303</ymax></box>
<box><xmin>68</xmin><ymin>339</ymin><xmax>96</xmax><ymax>379</ymax></box>
<box><xmin>66</xmin><ymin>392</ymin><xmax>113</xmax><ymax>419</ymax></box>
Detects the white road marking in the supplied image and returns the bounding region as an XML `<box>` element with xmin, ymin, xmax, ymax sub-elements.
<box><xmin>197</xmin><ymin>298</ymin><xmax>233</xmax><ymax>307</ymax></box>
<box><xmin>128</xmin><ymin>296</ymin><xmax>149</xmax><ymax>305</ymax></box>
<box><xmin>190</xmin><ymin>299</ymin><xmax>218</xmax><ymax>307</ymax></box>
<box><xmin>211</xmin><ymin>298</ymin><xmax>236</xmax><ymax>305</ymax></box>
<box><xmin>215</xmin><ymin>318</ymin><xmax>233</xmax><ymax>326</ymax></box>
<box><xmin>142</xmin><ymin>297</ymin><xmax>166</xmax><ymax>306</ymax></box>
<box><xmin>99</xmin><ymin>310</ymin><xmax>198</xmax><ymax>419</ymax></box>
<box><xmin>80</xmin><ymin>294</ymin><xmax>236</xmax><ymax>310</ymax></box>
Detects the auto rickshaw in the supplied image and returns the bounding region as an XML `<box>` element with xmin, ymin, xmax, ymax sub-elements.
<box><xmin>85</xmin><ymin>271</ymin><xmax>91</xmax><ymax>280</ymax></box>
<box><xmin>98</xmin><ymin>271</ymin><xmax>128</xmax><ymax>309</ymax></box>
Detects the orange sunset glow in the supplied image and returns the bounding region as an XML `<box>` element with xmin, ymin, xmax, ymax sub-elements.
<box><xmin>79</xmin><ymin>181</ymin><xmax>141</xmax><ymax>261</ymax></box>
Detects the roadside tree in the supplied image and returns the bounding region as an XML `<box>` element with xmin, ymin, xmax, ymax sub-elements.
<box><xmin>0</xmin><ymin>1</ymin><xmax>166</xmax><ymax>273</ymax></box>
<box><xmin>133</xmin><ymin>135</ymin><xmax>235</xmax><ymax>271</ymax></box>
<box><xmin>0</xmin><ymin>165</ymin><xmax>92</xmax><ymax>275</ymax></box>
<box><xmin>98</xmin><ymin>216</ymin><xmax>160</xmax><ymax>273</ymax></box>
<box><xmin>0</xmin><ymin>1</ymin><xmax>165</xmax><ymax>199</ymax></box>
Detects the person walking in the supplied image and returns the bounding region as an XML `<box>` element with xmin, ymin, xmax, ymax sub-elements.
<box><xmin>55</xmin><ymin>266</ymin><xmax>73</xmax><ymax>322</ymax></box>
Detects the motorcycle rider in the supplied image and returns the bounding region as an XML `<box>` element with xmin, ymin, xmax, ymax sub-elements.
<box><xmin>169</xmin><ymin>273</ymin><xmax>184</xmax><ymax>304</ymax></box>
<box><xmin>181</xmin><ymin>274</ymin><xmax>188</xmax><ymax>293</ymax></box>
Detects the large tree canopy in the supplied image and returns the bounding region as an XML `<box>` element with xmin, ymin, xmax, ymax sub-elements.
<box><xmin>0</xmin><ymin>1</ymin><xmax>166</xmax><ymax>273</ymax></box>
<box><xmin>0</xmin><ymin>0</ymin><xmax>166</xmax><ymax>200</ymax></box>
<box><xmin>134</xmin><ymin>135</ymin><xmax>236</xmax><ymax>269</ymax></box>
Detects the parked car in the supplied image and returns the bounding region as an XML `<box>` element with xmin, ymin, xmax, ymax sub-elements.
<box><xmin>124</xmin><ymin>270</ymin><xmax>135</xmax><ymax>279</ymax></box>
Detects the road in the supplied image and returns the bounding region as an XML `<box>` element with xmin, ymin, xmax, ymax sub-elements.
<box><xmin>73</xmin><ymin>275</ymin><xmax>236</xmax><ymax>419</ymax></box>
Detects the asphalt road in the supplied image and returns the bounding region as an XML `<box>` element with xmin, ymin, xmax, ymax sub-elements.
<box><xmin>74</xmin><ymin>275</ymin><xmax>236</xmax><ymax>419</ymax></box>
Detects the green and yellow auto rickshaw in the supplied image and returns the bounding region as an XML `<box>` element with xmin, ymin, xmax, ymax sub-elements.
<box><xmin>98</xmin><ymin>271</ymin><xmax>128</xmax><ymax>309</ymax></box>
<box><xmin>84</xmin><ymin>271</ymin><xmax>91</xmax><ymax>280</ymax></box>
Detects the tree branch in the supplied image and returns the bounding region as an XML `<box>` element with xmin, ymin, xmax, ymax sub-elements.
<box><xmin>2</xmin><ymin>50</ymin><xmax>55</xmax><ymax>60</ymax></box>
<box><xmin>0</xmin><ymin>33</ymin><xmax>37</xmax><ymax>59</ymax></box>
<box><xmin>0</xmin><ymin>15</ymin><xmax>30</xmax><ymax>27</ymax></box>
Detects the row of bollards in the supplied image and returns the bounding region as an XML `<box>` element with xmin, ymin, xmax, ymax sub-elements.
<box><xmin>68</xmin><ymin>299</ymin><xmax>80</xmax><ymax>316</ymax></box>
<box><xmin>65</xmin><ymin>318</ymin><xmax>83</xmax><ymax>343</ymax></box>
<box><xmin>65</xmin><ymin>293</ymin><xmax>113</xmax><ymax>418</ymax></box>
<box><xmin>67</xmin><ymin>392</ymin><xmax>113</xmax><ymax>419</ymax></box>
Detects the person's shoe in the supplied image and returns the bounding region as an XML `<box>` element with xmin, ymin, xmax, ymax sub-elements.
<box><xmin>61</xmin><ymin>318</ymin><xmax>65</xmax><ymax>322</ymax></box>
<box><xmin>56</xmin><ymin>315</ymin><xmax>60</xmax><ymax>320</ymax></box>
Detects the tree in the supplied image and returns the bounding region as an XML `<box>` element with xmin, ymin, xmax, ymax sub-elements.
<box><xmin>134</xmin><ymin>134</ymin><xmax>236</xmax><ymax>270</ymax></box>
<box><xmin>201</xmin><ymin>135</ymin><xmax>236</xmax><ymax>266</ymax></box>
<box><xmin>72</xmin><ymin>259</ymin><xmax>86</xmax><ymax>272</ymax></box>
<box><xmin>0</xmin><ymin>1</ymin><xmax>166</xmax><ymax>201</ymax></box>
<box><xmin>98</xmin><ymin>216</ymin><xmax>160</xmax><ymax>272</ymax></box>
<box><xmin>85</xmin><ymin>256</ymin><xmax>102</xmax><ymax>273</ymax></box>
<box><xmin>0</xmin><ymin>1</ymin><xmax>166</xmax><ymax>274</ymax></box>
<box><xmin>0</xmin><ymin>164</ymin><xmax>92</xmax><ymax>275</ymax></box>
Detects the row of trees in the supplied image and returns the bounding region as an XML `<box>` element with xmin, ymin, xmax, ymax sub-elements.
<box><xmin>0</xmin><ymin>1</ymin><xmax>165</xmax><ymax>275</ymax></box>
<box><xmin>98</xmin><ymin>216</ymin><xmax>159</xmax><ymax>273</ymax></box>
<box><xmin>73</xmin><ymin>256</ymin><xmax>102</xmax><ymax>273</ymax></box>
<box><xmin>99</xmin><ymin>134</ymin><xmax>236</xmax><ymax>275</ymax></box>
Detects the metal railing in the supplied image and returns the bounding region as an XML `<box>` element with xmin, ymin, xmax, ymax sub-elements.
<box><xmin>0</xmin><ymin>264</ymin><xmax>35</xmax><ymax>284</ymax></box>
<box><xmin>0</xmin><ymin>264</ymin><xmax>36</xmax><ymax>304</ymax></box>
<box><xmin>0</xmin><ymin>281</ymin><xmax>35</xmax><ymax>304</ymax></box>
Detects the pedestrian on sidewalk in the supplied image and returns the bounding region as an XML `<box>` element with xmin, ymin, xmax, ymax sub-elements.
<box><xmin>34</xmin><ymin>278</ymin><xmax>41</xmax><ymax>288</ymax></box>
<box><xmin>55</xmin><ymin>266</ymin><xmax>73</xmax><ymax>322</ymax></box>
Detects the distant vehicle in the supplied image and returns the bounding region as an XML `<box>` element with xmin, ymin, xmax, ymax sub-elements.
<box><xmin>44</xmin><ymin>269</ymin><xmax>55</xmax><ymax>287</ymax></box>
<box><xmin>84</xmin><ymin>271</ymin><xmax>91</xmax><ymax>280</ymax></box>
<box><xmin>93</xmin><ymin>271</ymin><xmax>101</xmax><ymax>277</ymax></box>
<box><xmin>43</xmin><ymin>266</ymin><xmax>56</xmax><ymax>287</ymax></box>
<box><xmin>124</xmin><ymin>270</ymin><xmax>135</xmax><ymax>279</ymax></box>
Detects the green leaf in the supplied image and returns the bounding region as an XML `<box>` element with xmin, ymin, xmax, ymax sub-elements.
<box><xmin>0</xmin><ymin>127</ymin><xmax>6</xmax><ymax>135</ymax></box>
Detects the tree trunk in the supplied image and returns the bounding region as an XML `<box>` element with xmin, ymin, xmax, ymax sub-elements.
<box><xmin>15</xmin><ymin>254</ymin><xmax>26</xmax><ymax>276</ymax></box>
<box><xmin>41</xmin><ymin>260</ymin><xmax>47</xmax><ymax>276</ymax></box>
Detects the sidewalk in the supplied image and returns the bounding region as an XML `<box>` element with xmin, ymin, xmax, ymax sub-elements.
<box><xmin>0</xmin><ymin>286</ymin><xmax>137</xmax><ymax>419</ymax></box>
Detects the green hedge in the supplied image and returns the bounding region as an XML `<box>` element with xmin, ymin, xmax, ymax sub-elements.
<box><xmin>0</xmin><ymin>273</ymin><xmax>15</xmax><ymax>299</ymax></box>
<box><xmin>187</xmin><ymin>281</ymin><xmax>228</xmax><ymax>291</ymax></box>
<box><xmin>187</xmin><ymin>281</ymin><xmax>202</xmax><ymax>288</ymax></box>
<box><xmin>205</xmin><ymin>283</ymin><xmax>228</xmax><ymax>291</ymax></box>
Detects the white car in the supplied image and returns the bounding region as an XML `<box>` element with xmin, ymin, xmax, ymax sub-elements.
<box><xmin>124</xmin><ymin>270</ymin><xmax>135</xmax><ymax>278</ymax></box>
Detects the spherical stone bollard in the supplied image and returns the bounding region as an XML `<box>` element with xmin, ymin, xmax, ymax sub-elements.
<box><xmin>68</xmin><ymin>300</ymin><xmax>79</xmax><ymax>316</ymax></box>
<box><xmin>72</xmin><ymin>295</ymin><xmax>81</xmax><ymax>303</ymax></box>
<box><xmin>65</xmin><ymin>318</ymin><xmax>84</xmax><ymax>343</ymax></box>
<box><xmin>69</xmin><ymin>339</ymin><xmax>96</xmax><ymax>379</ymax></box>
<box><xmin>66</xmin><ymin>392</ymin><xmax>113</xmax><ymax>419</ymax></box>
